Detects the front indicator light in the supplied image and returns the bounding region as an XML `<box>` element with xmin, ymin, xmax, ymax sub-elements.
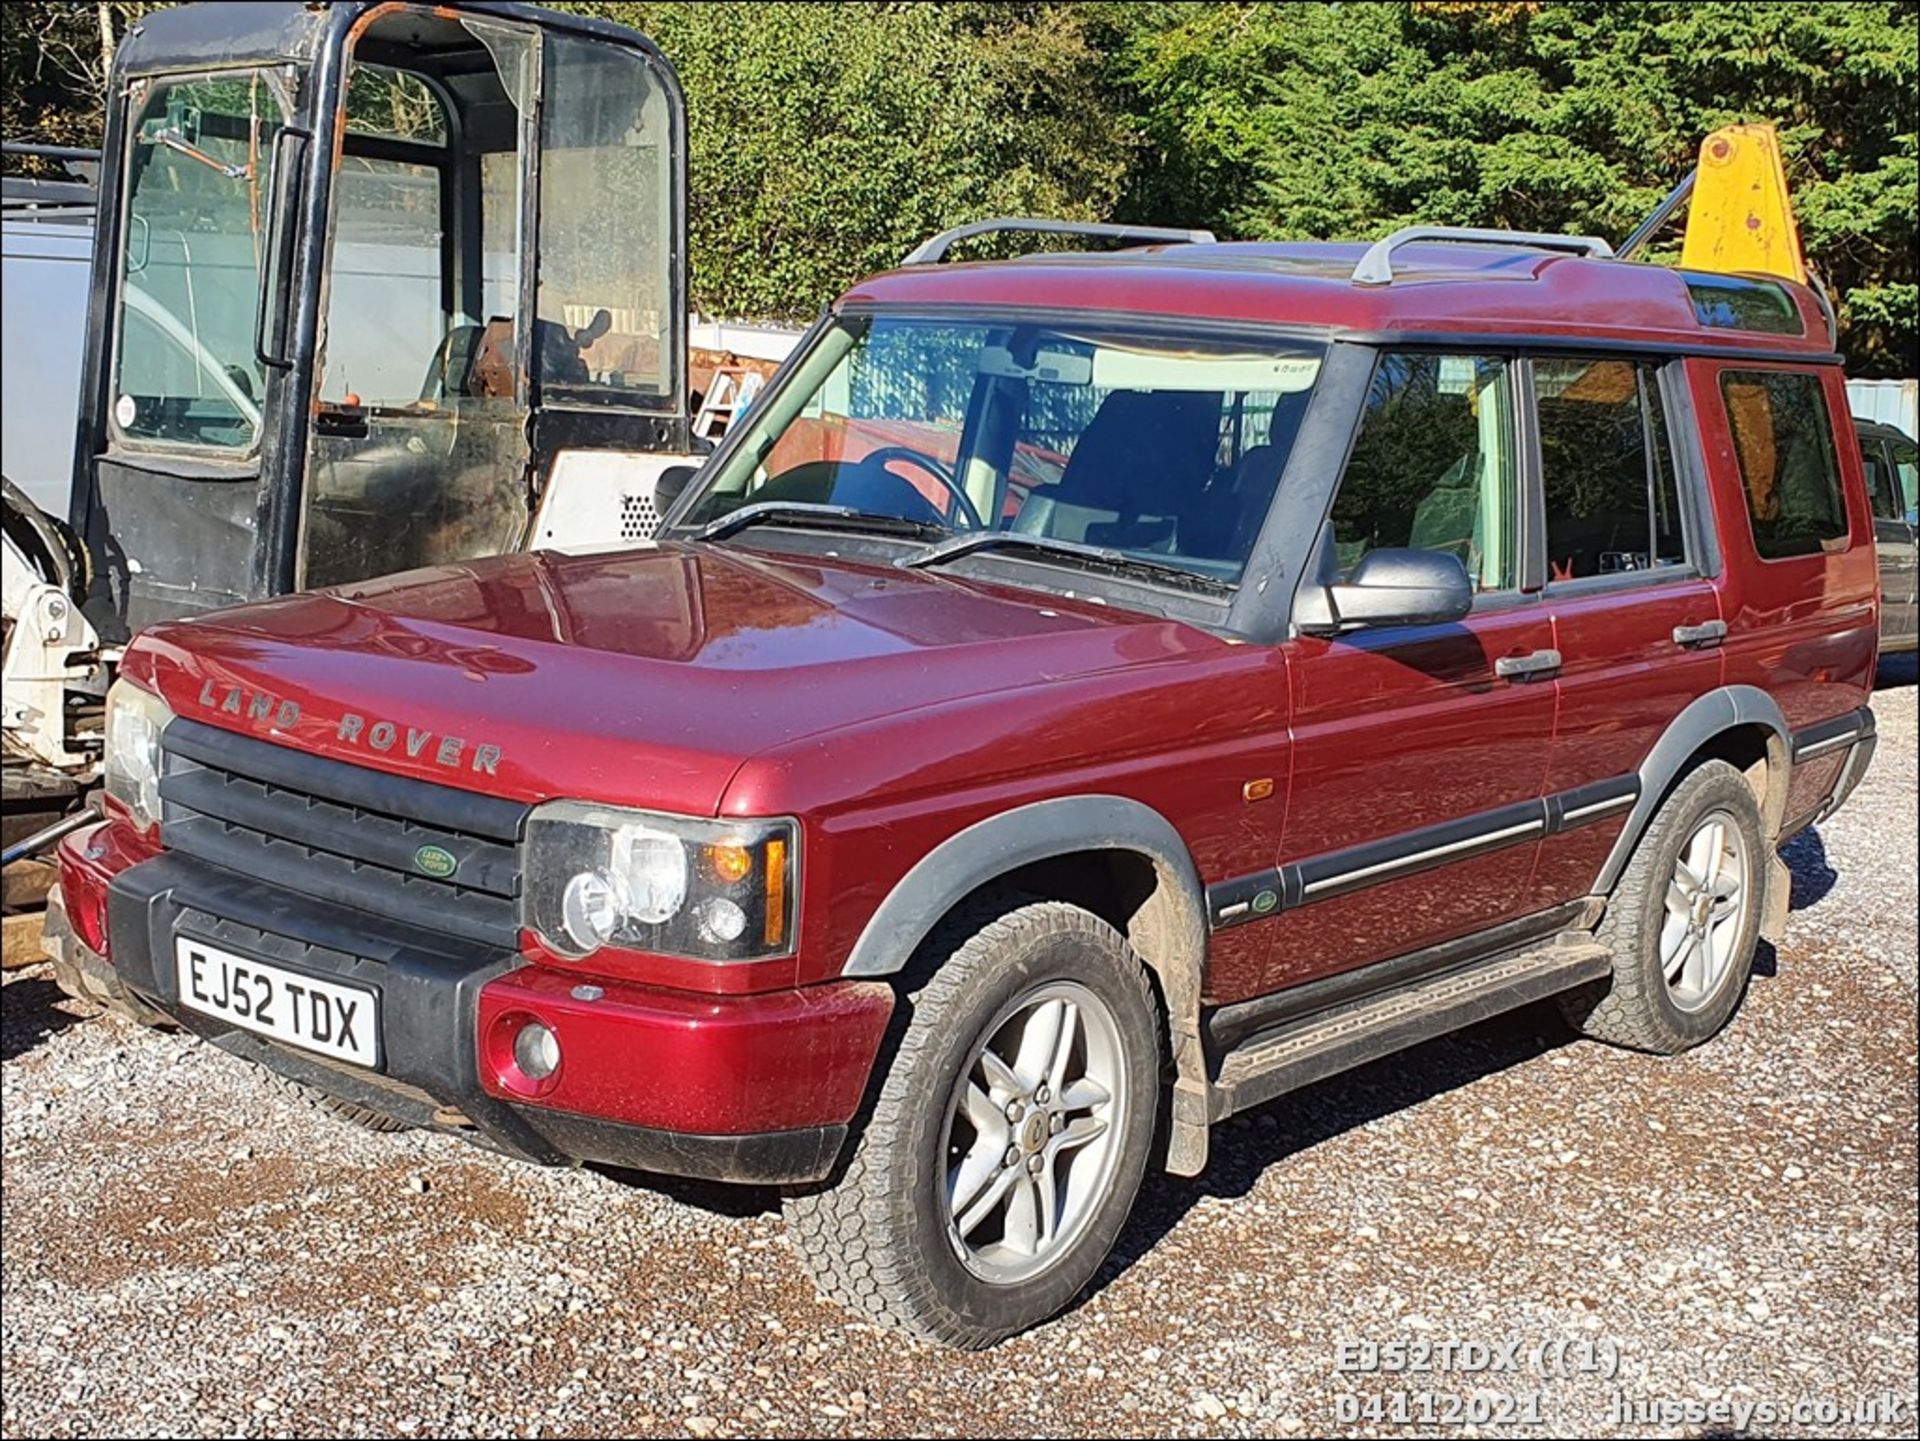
<box><xmin>763</xmin><ymin>837</ymin><xmax>788</xmax><ymax>948</ymax></box>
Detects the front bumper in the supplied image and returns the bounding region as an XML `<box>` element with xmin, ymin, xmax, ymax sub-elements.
<box><xmin>59</xmin><ymin>832</ymin><xmax>892</xmax><ymax>1184</ymax></box>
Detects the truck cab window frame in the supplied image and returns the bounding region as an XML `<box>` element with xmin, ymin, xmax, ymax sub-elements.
<box><xmin>108</xmin><ymin>67</ymin><xmax>295</xmax><ymax>457</ymax></box>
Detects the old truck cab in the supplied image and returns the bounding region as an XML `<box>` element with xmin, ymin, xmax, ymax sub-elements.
<box><xmin>73</xmin><ymin>1</ymin><xmax>691</xmax><ymax>640</ymax></box>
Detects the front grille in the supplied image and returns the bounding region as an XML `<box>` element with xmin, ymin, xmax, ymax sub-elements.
<box><xmin>158</xmin><ymin>717</ymin><xmax>531</xmax><ymax>949</ymax></box>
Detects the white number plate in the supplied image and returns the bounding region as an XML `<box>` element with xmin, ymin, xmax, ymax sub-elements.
<box><xmin>174</xmin><ymin>936</ymin><xmax>379</xmax><ymax>1069</ymax></box>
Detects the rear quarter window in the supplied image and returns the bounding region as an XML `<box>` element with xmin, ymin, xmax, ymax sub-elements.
<box><xmin>1718</xmin><ymin>370</ymin><xmax>1849</xmax><ymax>560</ymax></box>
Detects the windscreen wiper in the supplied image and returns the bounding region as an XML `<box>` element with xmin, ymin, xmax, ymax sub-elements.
<box><xmin>695</xmin><ymin>502</ymin><xmax>948</xmax><ymax>543</ymax></box>
<box><xmin>899</xmin><ymin>529</ymin><xmax>1220</xmax><ymax>590</ymax></box>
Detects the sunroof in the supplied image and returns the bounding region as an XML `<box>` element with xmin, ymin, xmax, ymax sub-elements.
<box><xmin>1683</xmin><ymin>272</ymin><xmax>1804</xmax><ymax>336</ymax></box>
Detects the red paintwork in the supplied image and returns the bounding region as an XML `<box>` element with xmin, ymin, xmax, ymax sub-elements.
<box><xmin>122</xmin><ymin>542</ymin><xmax>1292</xmax><ymax>992</ymax></box>
<box><xmin>1530</xmin><ymin>577</ymin><xmax>1727</xmax><ymax>911</ymax></box>
<box><xmin>474</xmin><ymin>967</ymin><xmax>894</xmax><ymax>1134</ymax></box>
<box><xmin>124</xmin><ymin>545</ymin><xmax>1220</xmax><ymax>816</ymax></box>
<box><xmin>84</xmin><ymin>237</ymin><xmax>1879</xmax><ymax>1147</ymax></box>
<box><xmin>54</xmin><ymin>820</ymin><xmax>160</xmax><ymax>958</ymax></box>
<box><xmin>1249</xmin><ymin>610</ymin><xmax>1558</xmax><ymax>997</ymax></box>
<box><xmin>844</xmin><ymin>243</ymin><xmax>1838</xmax><ymax>357</ymax></box>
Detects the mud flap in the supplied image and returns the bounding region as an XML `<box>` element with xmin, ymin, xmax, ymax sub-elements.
<box><xmin>1759</xmin><ymin>851</ymin><xmax>1792</xmax><ymax>945</ymax></box>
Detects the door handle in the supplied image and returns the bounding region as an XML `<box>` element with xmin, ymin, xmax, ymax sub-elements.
<box><xmin>1495</xmin><ymin>648</ymin><xmax>1562</xmax><ymax>680</ymax></box>
<box><xmin>1672</xmin><ymin>619</ymin><xmax>1728</xmax><ymax>648</ymax></box>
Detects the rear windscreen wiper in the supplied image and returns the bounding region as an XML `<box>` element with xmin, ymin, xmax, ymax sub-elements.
<box><xmin>694</xmin><ymin>502</ymin><xmax>948</xmax><ymax>544</ymax></box>
<box><xmin>899</xmin><ymin>529</ymin><xmax>1221</xmax><ymax>590</ymax></box>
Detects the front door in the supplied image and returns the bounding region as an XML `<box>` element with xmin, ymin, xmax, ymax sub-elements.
<box><xmin>1261</xmin><ymin>352</ymin><xmax>1556</xmax><ymax>996</ymax></box>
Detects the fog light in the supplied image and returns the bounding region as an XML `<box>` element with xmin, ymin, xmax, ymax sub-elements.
<box><xmin>513</xmin><ymin>1020</ymin><xmax>561</xmax><ymax>1080</ymax></box>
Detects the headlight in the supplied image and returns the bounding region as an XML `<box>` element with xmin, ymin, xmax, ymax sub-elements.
<box><xmin>103</xmin><ymin>678</ymin><xmax>173</xmax><ymax>833</ymax></box>
<box><xmin>522</xmin><ymin>801</ymin><xmax>797</xmax><ymax>963</ymax></box>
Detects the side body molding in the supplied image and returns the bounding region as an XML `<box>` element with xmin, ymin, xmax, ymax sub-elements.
<box><xmin>841</xmin><ymin>794</ymin><xmax>1215</xmax><ymax>1175</ymax></box>
<box><xmin>1593</xmin><ymin>684</ymin><xmax>1792</xmax><ymax>897</ymax></box>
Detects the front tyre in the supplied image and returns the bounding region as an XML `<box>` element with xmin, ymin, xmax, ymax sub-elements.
<box><xmin>783</xmin><ymin>899</ymin><xmax>1161</xmax><ymax>1347</ymax></box>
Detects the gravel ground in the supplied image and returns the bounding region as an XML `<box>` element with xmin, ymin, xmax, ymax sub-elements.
<box><xmin>4</xmin><ymin>660</ymin><xmax>1914</xmax><ymax>1439</ymax></box>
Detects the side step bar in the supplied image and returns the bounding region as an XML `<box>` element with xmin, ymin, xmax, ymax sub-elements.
<box><xmin>1208</xmin><ymin>938</ymin><xmax>1614</xmax><ymax>1122</ymax></box>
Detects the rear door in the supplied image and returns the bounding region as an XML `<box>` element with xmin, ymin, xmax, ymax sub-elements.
<box><xmin>1527</xmin><ymin>357</ymin><xmax>1727</xmax><ymax>910</ymax></box>
<box><xmin>1262</xmin><ymin>352</ymin><xmax>1556</xmax><ymax>996</ymax></box>
<box><xmin>1698</xmin><ymin>363</ymin><xmax>1878</xmax><ymax>823</ymax></box>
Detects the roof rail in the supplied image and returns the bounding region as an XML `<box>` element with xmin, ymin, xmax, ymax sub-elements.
<box><xmin>903</xmin><ymin>218</ymin><xmax>1215</xmax><ymax>267</ymax></box>
<box><xmin>2</xmin><ymin>142</ymin><xmax>101</xmax><ymax>165</ymax></box>
<box><xmin>1617</xmin><ymin>171</ymin><xmax>1696</xmax><ymax>262</ymax></box>
<box><xmin>1</xmin><ymin>143</ymin><xmax>100</xmax><ymax>213</ymax></box>
<box><xmin>1351</xmin><ymin>226</ymin><xmax>1614</xmax><ymax>286</ymax></box>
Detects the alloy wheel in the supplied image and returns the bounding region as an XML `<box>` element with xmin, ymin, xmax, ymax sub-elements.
<box><xmin>1660</xmin><ymin>809</ymin><xmax>1749</xmax><ymax>1012</ymax></box>
<box><xmin>938</xmin><ymin>981</ymin><xmax>1127</xmax><ymax>1285</ymax></box>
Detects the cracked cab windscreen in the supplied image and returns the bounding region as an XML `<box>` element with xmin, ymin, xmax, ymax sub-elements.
<box><xmin>678</xmin><ymin>315</ymin><xmax>1325</xmax><ymax>584</ymax></box>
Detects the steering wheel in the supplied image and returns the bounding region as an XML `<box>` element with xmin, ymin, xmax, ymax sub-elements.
<box><xmin>858</xmin><ymin>446</ymin><xmax>984</xmax><ymax>530</ymax></box>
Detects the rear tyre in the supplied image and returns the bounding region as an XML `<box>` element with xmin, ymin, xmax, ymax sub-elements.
<box><xmin>783</xmin><ymin>898</ymin><xmax>1161</xmax><ymax>1348</ymax></box>
<box><xmin>1562</xmin><ymin>759</ymin><xmax>1764</xmax><ymax>1054</ymax></box>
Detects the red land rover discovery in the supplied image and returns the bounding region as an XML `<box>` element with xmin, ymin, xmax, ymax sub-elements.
<box><xmin>49</xmin><ymin>223</ymin><xmax>1880</xmax><ymax>1346</ymax></box>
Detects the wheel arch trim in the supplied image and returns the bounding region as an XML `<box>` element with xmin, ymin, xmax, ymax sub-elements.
<box><xmin>840</xmin><ymin>793</ymin><xmax>1213</xmax><ymax>1173</ymax></box>
<box><xmin>1594</xmin><ymin>685</ymin><xmax>1791</xmax><ymax>895</ymax></box>
<box><xmin>842</xmin><ymin>794</ymin><xmax>1207</xmax><ymax>980</ymax></box>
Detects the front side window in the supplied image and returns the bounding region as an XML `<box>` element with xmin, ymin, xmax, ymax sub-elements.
<box><xmin>1537</xmin><ymin>358</ymin><xmax>1688</xmax><ymax>581</ymax></box>
<box><xmin>1892</xmin><ymin>438</ymin><xmax>1919</xmax><ymax>517</ymax></box>
<box><xmin>1720</xmin><ymin>370</ymin><xmax>1848</xmax><ymax>559</ymax></box>
<box><xmin>1862</xmin><ymin>438</ymin><xmax>1902</xmax><ymax>521</ymax></box>
<box><xmin>1331</xmin><ymin>353</ymin><xmax>1520</xmax><ymax>593</ymax></box>
<box><xmin>677</xmin><ymin>314</ymin><xmax>1326</xmax><ymax>587</ymax></box>
<box><xmin>112</xmin><ymin>69</ymin><xmax>291</xmax><ymax>451</ymax></box>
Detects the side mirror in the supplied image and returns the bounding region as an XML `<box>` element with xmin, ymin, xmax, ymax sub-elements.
<box><xmin>1298</xmin><ymin>547</ymin><xmax>1473</xmax><ymax>634</ymax></box>
<box><xmin>654</xmin><ymin>463</ymin><xmax>699</xmax><ymax>514</ymax></box>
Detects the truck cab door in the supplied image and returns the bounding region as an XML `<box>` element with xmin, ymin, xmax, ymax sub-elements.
<box><xmin>300</xmin><ymin>17</ymin><xmax>538</xmax><ymax>591</ymax></box>
<box><xmin>302</xmin><ymin>13</ymin><xmax>690</xmax><ymax>589</ymax></box>
<box><xmin>75</xmin><ymin>63</ymin><xmax>302</xmax><ymax>637</ymax></box>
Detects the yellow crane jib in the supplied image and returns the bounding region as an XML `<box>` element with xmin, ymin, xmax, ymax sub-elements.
<box><xmin>1680</xmin><ymin>124</ymin><xmax>1808</xmax><ymax>285</ymax></box>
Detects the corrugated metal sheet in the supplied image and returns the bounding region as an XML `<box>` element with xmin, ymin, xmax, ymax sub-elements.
<box><xmin>1847</xmin><ymin>378</ymin><xmax>1918</xmax><ymax>438</ymax></box>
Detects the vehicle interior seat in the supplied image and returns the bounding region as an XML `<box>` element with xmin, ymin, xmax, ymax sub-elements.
<box><xmin>1013</xmin><ymin>389</ymin><xmax>1222</xmax><ymax>550</ymax></box>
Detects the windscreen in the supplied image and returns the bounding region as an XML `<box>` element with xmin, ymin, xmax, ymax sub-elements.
<box><xmin>678</xmin><ymin>314</ymin><xmax>1324</xmax><ymax>585</ymax></box>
